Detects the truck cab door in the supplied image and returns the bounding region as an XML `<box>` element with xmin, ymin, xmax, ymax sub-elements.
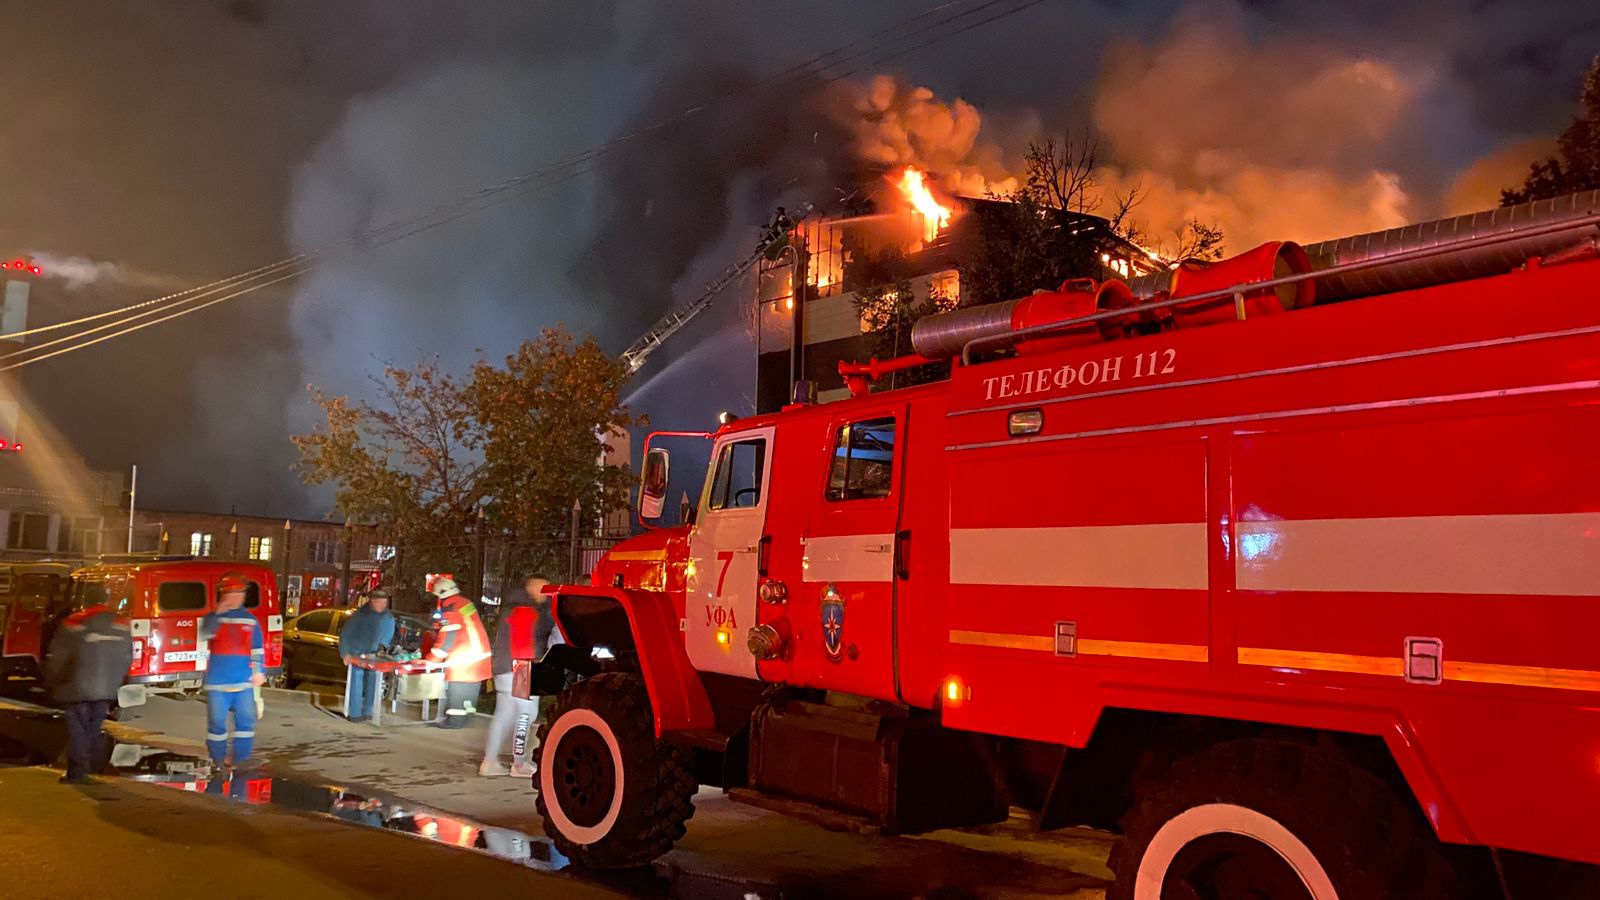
<box><xmin>685</xmin><ymin>426</ymin><xmax>775</xmax><ymax>679</ymax></box>
<box><xmin>792</xmin><ymin>407</ymin><xmax>907</xmax><ymax>702</ymax></box>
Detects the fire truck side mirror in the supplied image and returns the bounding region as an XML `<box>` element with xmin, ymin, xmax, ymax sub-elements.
<box><xmin>640</xmin><ymin>448</ymin><xmax>670</xmax><ymax>520</ymax></box>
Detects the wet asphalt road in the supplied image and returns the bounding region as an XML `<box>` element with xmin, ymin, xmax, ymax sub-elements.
<box><xmin>0</xmin><ymin>687</ymin><xmax>1114</xmax><ymax>898</ymax></box>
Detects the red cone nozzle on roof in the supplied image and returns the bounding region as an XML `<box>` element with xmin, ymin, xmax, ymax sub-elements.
<box><xmin>1166</xmin><ymin>241</ymin><xmax>1314</xmax><ymax>329</ymax></box>
<box><xmin>1011</xmin><ymin>278</ymin><xmax>1135</xmax><ymax>356</ymax></box>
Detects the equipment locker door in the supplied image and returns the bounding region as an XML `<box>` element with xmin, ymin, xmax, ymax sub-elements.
<box><xmin>793</xmin><ymin>406</ymin><xmax>908</xmax><ymax>702</ymax></box>
<box><xmin>686</xmin><ymin>426</ymin><xmax>775</xmax><ymax>679</ymax></box>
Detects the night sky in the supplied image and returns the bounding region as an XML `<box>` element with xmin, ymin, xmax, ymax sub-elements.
<box><xmin>1</xmin><ymin>0</ymin><xmax>1595</xmax><ymax>516</ymax></box>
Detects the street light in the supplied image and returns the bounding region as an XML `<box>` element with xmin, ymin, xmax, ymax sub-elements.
<box><xmin>341</xmin><ymin>517</ymin><xmax>353</xmax><ymax>605</ymax></box>
<box><xmin>281</xmin><ymin>519</ymin><xmax>293</xmax><ymax>601</ymax></box>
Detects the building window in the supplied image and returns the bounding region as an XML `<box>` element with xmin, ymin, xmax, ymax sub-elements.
<box><xmin>929</xmin><ymin>270</ymin><xmax>960</xmax><ymax>309</ymax></box>
<box><xmin>8</xmin><ymin>512</ymin><xmax>51</xmax><ymax>551</ymax></box>
<box><xmin>69</xmin><ymin>517</ymin><xmax>102</xmax><ymax>555</ymax></box>
<box><xmin>370</xmin><ymin>544</ymin><xmax>396</xmax><ymax>561</ymax></box>
<box><xmin>190</xmin><ymin>532</ymin><xmax>214</xmax><ymax>557</ymax></box>
<box><xmin>797</xmin><ymin>219</ymin><xmax>844</xmax><ymax>299</ymax></box>
<box><xmin>249</xmin><ymin>536</ymin><xmax>273</xmax><ymax>561</ymax></box>
<box><xmin>309</xmin><ymin>540</ymin><xmax>339</xmax><ymax>564</ymax></box>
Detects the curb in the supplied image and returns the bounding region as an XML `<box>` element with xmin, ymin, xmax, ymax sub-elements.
<box><xmin>262</xmin><ymin>687</ymin><xmax>315</xmax><ymax>706</ymax></box>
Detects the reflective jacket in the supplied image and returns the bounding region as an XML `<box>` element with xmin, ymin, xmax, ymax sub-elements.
<box><xmin>199</xmin><ymin>607</ymin><xmax>264</xmax><ymax>691</ymax></box>
<box><xmin>429</xmin><ymin>596</ymin><xmax>491</xmax><ymax>683</ymax></box>
<box><xmin>44</xmin><ymin>606</ymin><xmax>132</xmax><ymax>703</ymax></box>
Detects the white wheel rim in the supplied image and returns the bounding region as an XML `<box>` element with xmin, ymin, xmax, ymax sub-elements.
<box><xmin>1135</xmin><ymin>803</ymin><xmax>1340</xmax><ymax>900</ymax></box>
<box><xmin>540</xmin><ymin>708</ymin><xmax>626</xmax><ymax>845</ymax></box>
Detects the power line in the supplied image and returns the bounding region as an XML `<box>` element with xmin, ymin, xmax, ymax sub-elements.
<box><xmin>3</xmin><ymin>0</ymin><xmax>1045</xmax><ymax>370</ymax></box>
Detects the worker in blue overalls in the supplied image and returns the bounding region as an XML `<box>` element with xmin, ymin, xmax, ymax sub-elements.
<box><xmin>199</xmin><ymin>573</ymin><xmax>266</xmax><ymax>770</ymax></box>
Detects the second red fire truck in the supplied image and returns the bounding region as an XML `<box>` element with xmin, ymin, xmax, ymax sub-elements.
<box><xmin>510</xmin><ymin>191</ymin><xmax>1600</xmax><ymax>899</ymax></box>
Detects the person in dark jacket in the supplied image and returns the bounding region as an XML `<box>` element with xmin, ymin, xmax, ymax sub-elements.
<box><xmin>45</xmin><ymin>603</ymin><xmax>133</xmax><ymax>784</ymax></box>
<box><xmin>339</xmin><ymin>589</ymin><xmax>396</xmax><ymax>722</ymax></box>
<box><xmin>480</xmin><ymin>575</ymin><xmax>549</xmax><ymax>777</ymax></box>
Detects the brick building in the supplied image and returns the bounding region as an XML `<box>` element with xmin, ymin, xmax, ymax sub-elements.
<box><xmin>130</xmin><ymin>509</ymin><xmax>385</xmax><ymax>616</ymax></box>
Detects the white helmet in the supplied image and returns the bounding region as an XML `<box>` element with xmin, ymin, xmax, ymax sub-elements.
<box><xmin>430</xmin><ymin>578</ymin><xmax>461</xmax><ymax>600</ymax></box>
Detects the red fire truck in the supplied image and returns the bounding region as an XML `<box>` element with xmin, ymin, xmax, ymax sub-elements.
<box><xmin>509</xmin><ymin>192</ymin><xmax>1600</xmax><ymax>898</ymax></box>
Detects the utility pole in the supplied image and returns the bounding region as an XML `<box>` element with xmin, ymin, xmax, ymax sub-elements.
<box><xmin>281</xmin><ymin>519</ymin><xmax>293</xmax><ymax>600</ymax></box>
<box><xmin>341</xmin><ymin>518</ymin><xmax>354</xmax><ymax>604</ymax></box>
<box><xmin>471</xmin><ymin>507</ymin><xmax>485</xmax><ymax>603</ymax></box>
<box><xmin>569</xmin><ymin>499</ymin><xmax>582</xmax><ymax>582</ymax></box>
<box><xmin>788</xmin><ymin>237</ymin><xmax>809</xmax><ymax>396</ymax></box>
<box><xmin>126</xmin><ymin>464</ymin><xmax>137</xmax><ymax>553</ymax></box>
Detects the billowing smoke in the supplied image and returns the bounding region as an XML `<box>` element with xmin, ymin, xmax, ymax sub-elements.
<box><xmin>821</xmin><ymin>6</ymin><xmax>1550</xmax><ymax>256</ymax></box>
<box><xmin>832</xmin><ymin>75</ymin><xmax>1020</xmax><ymax>198</ymax></box>
<box><xmin>1444</xmin><ymin>137</ymin><xmax>1557</xmax><ymax>214</ymax></box>
<box><xmin>1087</xmin><ymin>9</ymin><xmax>1419</xmax><ymax>248</ymax></box>
<box><xmin>275</xmin><ymin>5</ymin><xmax>858</xmax><ymax>481</ymax></box>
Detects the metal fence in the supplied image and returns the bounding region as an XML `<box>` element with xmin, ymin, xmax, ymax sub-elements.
<box><xmin>379</xmin><ymin>533</ymin><xmax>627</xmax><ymax>617</ymax></box>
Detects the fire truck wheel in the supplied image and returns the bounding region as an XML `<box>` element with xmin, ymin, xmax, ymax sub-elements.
<box><xmin>1110</xmin><ymin>739</ymin><xmax>1459</xmax><ymax>900</ymax></box>
<box><xmin>534</xmin><ymin>672</ymin><xmax>696</xmax><ymax>868</ymax></box>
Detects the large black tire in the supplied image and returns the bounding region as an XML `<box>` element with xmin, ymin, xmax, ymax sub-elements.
<box><xmin>1110</xmin><ymin>739</ymin><xmax>1459</xmax><ymax>900</ymax></box>
<box><xmin>534</xmin><ymin>672</ymin><xmax>696</xmax><ymax>868</ymax></box>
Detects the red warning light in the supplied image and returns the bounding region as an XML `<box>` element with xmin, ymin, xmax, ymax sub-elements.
<box><xmin>0</xmin><ymin>440</ymin><xmax>9</xmax><ymax>449</ymax></box>
<box><xmin>28</xmin><ymin>266</ymin><xmax>40</xmax><ymax>275</ymax></box>
<box><xmin>11</xmin><ymin>443</ymin><xmax>21</xmax><ymax>452</ymax></box>
<box><xmin>9</xmin><ymin>260</ymin><xmax>22</xmax><ymax>270</ymax></box>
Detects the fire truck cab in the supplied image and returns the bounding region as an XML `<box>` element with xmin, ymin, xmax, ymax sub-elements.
<box><xmin>511</xmin><ymin>192</ymin><xmax>1600</xmax><ymax>898</ymax></box>
<box><xmin>0</xmin><ymin>562</ymin><xmax>74</xmax><ymax>679</ymax></box>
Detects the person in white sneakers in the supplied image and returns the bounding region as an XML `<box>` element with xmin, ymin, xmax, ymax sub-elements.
<box><xmin>480</xmin><ymin>575</ymin><xmax>550</xmax><ymax>777</ymax></box>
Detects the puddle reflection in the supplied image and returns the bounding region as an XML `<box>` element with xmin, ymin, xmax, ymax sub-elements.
<box><xmin>110</xmin><ymin>742</ymin><xmax>572</xmax><ymax>872</ymax></box>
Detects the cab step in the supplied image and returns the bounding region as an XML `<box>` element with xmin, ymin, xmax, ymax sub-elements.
<box><xmin>726</xmin><ymin>786</ymin><xmax>888</xmax><ymax>835</ymax></box>
<box><xmin>744</xmin><ymin>696</ymin><xmax>1008</xmax><ymax>835</ymax></box>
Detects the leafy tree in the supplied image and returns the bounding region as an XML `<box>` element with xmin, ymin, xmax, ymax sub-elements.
<box><xmin>963</xmin><ymin>138</ymin><xmax>1223</xmax><ymax>308</ymax></box>
<box><xmin>1503</xmin><ymin>55</ymin><xmax>1600</xmax><ymax>204</ymax></box>
<box><xmin>292</xmin><ymin>327</ymin><xmax>639</xmax><ymax>587</ymax></box>
<box><xmin>851</xmin><ymin>276</ymin><xmax>955</xmax><ymax>387</ymax></box>
<box><xmin>468</xmin><ymin>328</ymin><xmax>640</xmax><ymax>542</ymax></box>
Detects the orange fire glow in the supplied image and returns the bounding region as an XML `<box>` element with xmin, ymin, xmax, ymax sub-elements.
<box><xmin>897</xmin><ymin>167</ymin><xmax>952</xmax><ymax>244</ymax></box>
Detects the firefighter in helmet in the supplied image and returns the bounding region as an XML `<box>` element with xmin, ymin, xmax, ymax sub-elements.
<box><xmin>427</xmin><ymin>578</ymin><xmax>491</xmax><ymax>728</ymax></box>
<box><xmin>199</xmin><ymin>572</ymin><xmax>266</xmax><ymax>767</ymax></box>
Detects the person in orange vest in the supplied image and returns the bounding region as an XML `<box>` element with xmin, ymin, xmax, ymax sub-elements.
<box><xmin>427</xmin><ymin>578</ymin><xmax>491</xmax><ymax>729</ymax></box>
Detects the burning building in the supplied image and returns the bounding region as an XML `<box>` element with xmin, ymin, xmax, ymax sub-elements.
<box><xmin>754</xmin><ymin>168</ymin><xmax>1160</xmax><ymax>411</ymax></box>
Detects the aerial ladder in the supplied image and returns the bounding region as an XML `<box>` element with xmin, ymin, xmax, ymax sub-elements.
<box><xmin>619</xmin><ymin>203</ymin><xmax>813</xmax><ymax>375</ymax></box>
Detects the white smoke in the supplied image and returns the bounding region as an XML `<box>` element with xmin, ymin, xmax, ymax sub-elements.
<box><xmin>25</xmin><ymin>252</ymin><xmax>124</xmax><ymax>290</ymax></box>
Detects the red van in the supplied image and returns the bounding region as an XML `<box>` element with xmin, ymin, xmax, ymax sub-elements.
<box><xmin>70</xmin><ymin>559</ymin><xmax>284</xmax><ymax>710</ymax></box>
<box><xmin>0</xmin><ymin>562</ymin><xmax>74</xmax><ymax>679</ymax></box>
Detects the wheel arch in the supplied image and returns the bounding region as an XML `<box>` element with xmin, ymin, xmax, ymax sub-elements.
<box><xmin>551</xmin><ymin>587</ymin><xmax>715</xmax><ymax>736</ymax></box>
<box><xmin>1041</xmin><ymin>706</ymin><xmax>1462</xmax><ymax>845</ymax></box>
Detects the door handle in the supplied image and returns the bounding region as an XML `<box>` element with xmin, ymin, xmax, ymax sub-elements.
<box><xmin>757</xmin><ymin>535</ymin><xmax>772</xmax><ymax>578</ymax></box>
<box><xmin>894</xmin><ymin>530</ymin><xmax>911</xmax><ymax>580</ymax></box>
